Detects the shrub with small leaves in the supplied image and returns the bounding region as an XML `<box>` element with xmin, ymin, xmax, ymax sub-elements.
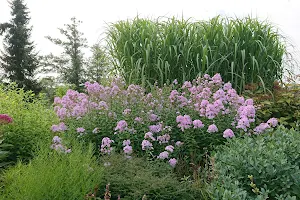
<box><xmin>210</xmin><ymin>126</ymin><xmax>300</xmax><ymax>199</ymax></box>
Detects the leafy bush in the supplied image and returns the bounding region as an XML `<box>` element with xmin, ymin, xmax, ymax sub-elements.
<box><xmin>210</xmin><ymin>127</ymin><xmax>300</xmax><ymax>199</ymax></box>
<box><xmin>52</xmin><ymin>74</ymin><xmax>276</xmax><ymax>174</ymax></box>
<box><xmin>106</xmin><ymin>16</ymin><xmax>288</xmax><ymax>92</ymax></box>
<box><xmin>245</xmin><ymin>82</ymin><xmax>300</xmax><ymax>130</ymax></box>
<box><xmin>98</xmin><ymin>154</ymin><xmax>209</xmax><ymax>200</ymax></box>
<box><xmin>0</xmin><ymin>140</ymin><xmax>103</xmax><ymax>200</ymax></box>
<box><xmin>0</xmin><ymin>83</ymin><xmax>58</xmax><ymax>163</ymax></box>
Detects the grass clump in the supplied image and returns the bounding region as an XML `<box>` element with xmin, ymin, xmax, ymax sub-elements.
<box><xmin>0</xmin><ymin>140</ymin><xmax>103</xmax><ymax>200</ymax></box>
<box><xmin>107</xmin><ymin>16</ymin><xmax>288</xmax><ymax>93</ymax></box>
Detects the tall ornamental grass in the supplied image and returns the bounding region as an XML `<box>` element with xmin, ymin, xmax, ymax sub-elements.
<box><xmin>106</xmin><ymin>16</ymin><xmax>288</xmax><ymax>93</ymax></box>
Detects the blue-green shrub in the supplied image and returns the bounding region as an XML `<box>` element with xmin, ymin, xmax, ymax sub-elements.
<box><xmin>210</xmin><ymin>127</ymin><xmax>300</xmax><ymax>199</ymax></box>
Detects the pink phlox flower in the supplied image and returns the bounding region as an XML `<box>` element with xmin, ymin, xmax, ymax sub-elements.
<box><xmin>236</xmin><ymin>116</ymin><xmax>251</xmax><ymax>131</ymax></box>
<box><xmin>157</xmin><ymin>134</ymin><xmax>171</xmax><ymax>144</ymax></box>
<box><xmin>223</xmin><ymin>129</ymin><xmax>235</xmax><ymax>138</ymax></box>
<box><xmin>149</xmin><ymin>113</ymin><xmax>159</xmax><ymax>122</ymax></box>
<box><xmin>175</xmin><ymin>141</ymin><xmax>184</xmax><ymax>147</ymax></box>
<box><xmin>169</xmin><ymin>90</ymin><xmax>179</xmax><ymax>103</ymax></box>
<box><xmin>193</xmin><ymin>119</ymin><xmax>204</xmax><ymax>128</ymax></box>
<box><xmin>157</xmin><ymin>151</ymin><xmax>169</xmax><ymax>159</ymax></box>
<box><xmin>267</xmin><ymin>118</ymin><xmax>278</xmax><ymax>127</ymax></box>
<box><xmin>149</xmin><ymin>123</ymin><xmax>163</xmax><ymax>133</ymax></box>
<box><xmin>182</xmin><ymin>81</ymin><xmax>192</xmax><ymax>89</ymax></box>
<box><xmin>144</xmin><ymin>132</ymin><xmax>156</xmax><ymax>141</ymax></box>
<box><xmin>203</xmin><ymin>74</ymin><xmax>211</xmax><ymax>79</ymax></box>
<box><xmin>141</xmin><ymin>140</ymin><xmax>153</xmax><ymax>150</ymax></box>
<box><xmin>134</xmin><ymin>117</ymin><xmax>143</xmax><ymax>123</ymax></box>
<box><xmin>211</xmin><ymin>73</ymin><xmax>223</xmax><ymax>85</ymax></box>
<box><xmin>122</xmin><ymin>108</ymin><xmax>131</xmax><ymax>115</ymax></box>
<box><xmin>205</xmin><ymin>104</ymin><xmax>218</xmax><ymax>119</ymax></box>
<box><xmin>254</xmin><ymin>123</ymin><xmax>270</xmax><ymax>134</ymax></box>
<box><xmin>52</xmin><ymin>136</ymin><xmax>62</xmax><ymax>144</ymax></box>
<box><xmin>165</xmin><ymin>145</ymin><xmax>174</xmax><ymax>153</ymax></box>
<box><xmin>98</xmin><ymin>101</ymin><xmax>108</xmax><ymax>110</ymax></box>
<box><xmin>100</xmin><ymin>137</ymin><xmax>114</xmax><ymax>154</ymax></box>
<box><xmin>213</xmin><ymin>89</ymin><xmax>226</xmax><ymax>101</ymax></box>
<box><xmin>176</xmin><ymin>115</ymin><xmax>192</xmax><ymax>131</ymax></box>
<box><xmin>123</xmin><ymin>145</ymin><xmax>133</xmax><ymax>155</ymax></box>
<box><xmin>76</xmin><ymin>127</ymin><xmax>85</xmax><ymax>133</ymax></box>
<box><xmin>207</xmin><ymin>124</ymin><xmax>218</xmax><ymax>133</ymax></box>
<box><xmin>169</xmin><ymin>158</ymin><xmax>177</xmax><ymax>168</ymax></box>
<box><xmin>245</xmin><ymin>99</ymin><xmax>254</xmax><ymax>106</ymax></box>
<box><xmin>223</xmin><ymin>82</ymin><xmax>232</xmax><ymax>91</ymax></box>
<box><xmin>115</xmin><ymin>120</ymin><xmax>128</xmax><ymax>132</ymax></box>
<box><xmin>122</xmin><ymin>139</ymin><xmax>131</xmax><ymax>146</ymax></box>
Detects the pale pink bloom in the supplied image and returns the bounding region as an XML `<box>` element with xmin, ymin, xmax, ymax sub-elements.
<box><xmin>223</xmin><ymin>129</ymin><xmax>235</xmax><ymax>138</ymax></box>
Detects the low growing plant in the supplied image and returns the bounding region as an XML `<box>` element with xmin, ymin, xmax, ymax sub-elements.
<box><xmin>209</xmin><ymin>126</ymin><xmax>300</xmax><ymax>199</ymax></box>
<box><xmin>0</xmin><ymin>139</ymin><xmax>104</xmax><ymax>200</ymax></box>
<box><xmin>98</xmin><ymin>154</ymin><xmax>209</xmax><ymax>200</ymax></box>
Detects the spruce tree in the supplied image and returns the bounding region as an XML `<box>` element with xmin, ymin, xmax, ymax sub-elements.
<box><xmin>44</xmin><ymin>17</ymin><xmax>88</xmax><ymax>90</ymax></box>
<box><xmin>0</xmin><ymin>0</ymin><xmax>40</xmax><ymax>93</ymax></box>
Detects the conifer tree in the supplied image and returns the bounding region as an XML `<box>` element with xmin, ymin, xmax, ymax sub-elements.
<box><xmin>0</xmin><ymin>0</ymin><xmax>40</xmax><ymax>93</ymax></box>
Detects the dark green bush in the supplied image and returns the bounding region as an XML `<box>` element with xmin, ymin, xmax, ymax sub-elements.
<box><xmin>0</xmin><ymin>83</ymin><xmax>58</xmax><ymax>164</ymax></box>
<box><xmin>0</xmin><ymin>141</ymin><xmax>103</xmax><ymax>200</ymax></box>
<box><xmin>99</xmin><ymin>154</ymin><xmax>210</xmax><ymax>200</ymax></box>
<box><xmin>210</xmin><ymin>127</ymin><xmax>300</xmax><ymax>199</ymax></box>
<box><xmin>107</xmin><ymin>16</ymin><xmax>287</xmax><ymax>92</ymax></box>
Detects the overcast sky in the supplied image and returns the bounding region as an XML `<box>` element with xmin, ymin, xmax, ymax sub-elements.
<box><xmin>0</xmin><ymin>0</ymin><xmax>300</xmax><ymax>67</ymax></box>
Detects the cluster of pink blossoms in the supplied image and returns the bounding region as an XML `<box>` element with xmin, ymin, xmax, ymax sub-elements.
<box><xmin>122</xmin><ymin>139</ymin><xmax>133</xmax><ymax>157</ymax></box>
<box><xmin>51</xmin><ymin>74</ymin><xmax>279</xmax><ymax>168</ymax></box>
<box><xmin>51</xmin><ymin>122</ymin><xmax>68</xmax><ymax>132</ymax></box>
<box><xmin>100</xmin><ymin>137</ymin><xmax>114</xmax><ymax>154</ymax></box>
<box><xmin>176</xmin><ymin>115</ymin><xmax>192</xmax><ymax>131</ymax></box>
<box><xmin>0</xmin><ymin>114</ymin><xmax>13</xmax><ymax>124</ymax></box>
<box><xmin>50</xmin><ymin>136</ymin><xmax>71</xmax><ymax>153</ymax></box>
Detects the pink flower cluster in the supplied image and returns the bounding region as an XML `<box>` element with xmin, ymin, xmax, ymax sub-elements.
<box><xmin>0</xmin><ymin>114</ymin><xmax>13</xmax><ymax>124</ymax></box>
<box><xmin>50</xmin><ymin>136</ymin><xmax>71</xmax><ymax>153</ymax></box>
<box><xmin>115</xmin><ymin>120</ymin><xmax>128</xmax><ymax>133</ymax></box>
<box><xmin>100</xmin><ymin>137</ymin><xmax>114</xmax><ymax>154</ymax></box>
<box><xmin>52</xmin><ymin>73</ymin><xmax>280</xmax><ymax>168</ymax></box>
<box><xmin>176</xmin><ymin>115</ymin><xmax>192</xmax><ymax>131</ymax></box>
<box><xmin>51</xmin><ymin>122</ymin><xmax>68</xmax><ymax>132</ymax></box>
<box><xmin>122</xmin><ymin>139</ymin><xmax>133</xmax><ymax>156</ymax></box>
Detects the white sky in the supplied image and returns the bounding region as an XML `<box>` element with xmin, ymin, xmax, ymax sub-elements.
<box><xmin>0</xmin><ymin>0</ymin><xmax>300</xmax><ymax>72</ymax></box>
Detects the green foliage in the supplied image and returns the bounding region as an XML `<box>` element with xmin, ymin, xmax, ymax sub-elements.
<box><xmin>0</xmin><ymin>83</ymin><xmax>58</xmax><ymax>164</ymax></box>
<box><xmin>0</xmin><ymin>133</ymin><xmax>13</xmax><ymax>168</ymax></box>
<box><xmin>54</xmin><ymin>84</ymin><xmax>76</xmax><ymax>98</ymax></box>
<box><xmin>106</xmin><ymin>16</ymin><xmax>288</xmax><ymax>93</ymax></box>
<box><xmin>0</xmin><ymin>0</ymin><xmax>40</xmax><ymax>93</ymax></box>
<box><xmin>246</xmin><ymin>82</ymin><xmax>300</xmax><ymax>129</ymax></box>
<box><xmin>99</xmin><ymin>154</ymin><xmax>209</xmax><ymax>200</ymax></box>
<box><xmin>43</xmin><ymin>17</ymin><xmax>88</xmax><ymax>90</ymax></box>
<box><xmin>210</xmin><ymin>127</ymin><xmax>300</xmax><ymax>199</ymax></box>
<box><xmin>85</xmin><ymin>43</ymin><xmax>110</xmax><ymax>83</ymax></box>
<box><xmin>0</xmin><ymin>140</ymin><xmax>103</xmax><ymax>200</ymax></box>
